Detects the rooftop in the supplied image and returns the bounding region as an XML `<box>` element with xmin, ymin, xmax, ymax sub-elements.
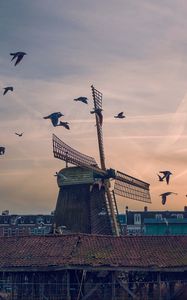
<box><xmin>0</xmin><ymin>234</ymin><xmax>187</xmax><ymax>272</ymax></box>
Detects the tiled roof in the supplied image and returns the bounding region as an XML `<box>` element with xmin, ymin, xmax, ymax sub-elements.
<box><xmin>0</xmin><ymin>234</ymin><xmax>187</xmax><ymax>271</ymax></box>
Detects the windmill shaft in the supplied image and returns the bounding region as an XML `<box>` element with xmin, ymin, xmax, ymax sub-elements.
<box><xmin>105</xmin><ymin>182</ymin><xmax>120</xmax><ymax>236</ymax></box>
<box><xmin>96</xmin><ymin>118</ymin><xmax>106</xmax><ymax>170</ymax></box>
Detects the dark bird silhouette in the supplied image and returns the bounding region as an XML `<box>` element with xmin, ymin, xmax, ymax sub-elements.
<box><xmin>15</xmin><ymin>132</ymin><xmax>24</xmax><ymax>137</ymax></box>
<box><xmin>3</xmin><ymin>86</ymin><xmax>13</xmax><ymax>95</ymax></box>
<box><xmin>160</xmin><ymin>192</ymin><xmax>177</xmax><ymax>205</ymax></box>
<box><xmin>159</xmin><ymin>171</ymin><xmax>172</xmax><ymax>184</ymax></box>
<box><xmin>157</xmin><ymin>174</ymin><xmax>164</xmax><ymax>182</ymax></box>
<box><xmin>114</xmin><ymin>112</ymin><xmax>125</xmax><ymax>119</ymax></box>
<box><xmin>43</xmin><ymin>112</ymin><xmax>64</xmax><ymax>127</ymax></box>
<box><xmin>58</xmin><ymin>121</ymin><xmax>70</xmax><ymax>130</ymax></box>
<box><xmin>10</xmin><ymin>52</ymin><xmax>27</xmax><ymax>66</ymax></box>
<box><xmin>90</xmin><ymin>108</ymin><xmax>103</xmax><ymax>126</ymax></box>
<box><xmin>74</xmin><ymin>97</ymin><xmax>88</xmax><ymax>104</ymax></box>
<box><xmin>0</xmin><ymin>147</ymin><xmax>5</xmax><ymax>155</ymax></box>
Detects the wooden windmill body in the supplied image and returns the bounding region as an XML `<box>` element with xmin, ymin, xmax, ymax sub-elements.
<box><xmin>53</xmin><ymin>86</ymin><xmax>151</xmax><ymax>236</ymax></box>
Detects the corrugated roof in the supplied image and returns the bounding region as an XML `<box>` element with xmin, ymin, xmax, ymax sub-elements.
<box><xmin>0</xmin><ymin>234</ymin><xmax>187</xmax><ymax>271</ymax></box>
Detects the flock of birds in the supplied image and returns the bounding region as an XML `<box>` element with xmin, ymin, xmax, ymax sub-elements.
<box><xmin>2</xmin><ymin>52</ymin><xmax>27</xmax><ymax>138</ymax></box>
<box><xmin>2</xmin><ymin>51</ymin><xmax>126</xmax><ymax>133</ymax></box>
<box><xmin>157</xmin><ymin>171</ymin><xmax>178</xmax><ymax>205</ymax></box>
<box><xmin>43</xmin><ymin>102</ymin><xmax>125</xmax><ymax>129</ymax></box>
<box><xmin>1</xmin><ymin>51</ymin><xmax>185</xmax><ymax>207</ymax></box>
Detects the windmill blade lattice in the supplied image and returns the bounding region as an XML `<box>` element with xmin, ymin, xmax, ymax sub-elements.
<box><xmin>91</xmin><ymin>85</ymin><xmax>103</xmax><ymax>110</ymax></box>
<box><xmin>53</xmin><ymin>134</ymin><xmax>99</xmax><ymax>168</ymax></box>
<box><xmin>114</xmin><ymin>170</ymin><xmax>151</xmax><ymax>203</ymax></box>
<box><xmin>91</xmin><ymin>85</ymin><xmax>105</xmax><ymax>169</ymax></box>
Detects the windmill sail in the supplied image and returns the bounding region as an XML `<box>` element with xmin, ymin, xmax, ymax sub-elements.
<box><xmin>91</xmin><ymin>85</ymin><xmax>120</xmax><ymax>236</ymax></box>
<box><xmin>91</xmin><ymin>85</ymin><xmax>103</xmax><ymax>109</ymax></box>
<box><xmin>91</xmin><ymin>85</ymin><xmax>105</xmax><ymax>167</ymax></box>
<box><xmin>114</xmin><ymin>170</ymin><xmax>151</xmax><ymax>203</ymax></box>
<box><xmin>53</xmin><ymin>134</ymin><xmax>99</xmax><ymax>168</ymax></box>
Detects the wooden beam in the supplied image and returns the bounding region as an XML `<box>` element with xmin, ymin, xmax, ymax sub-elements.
<box><xmin>112</xmin><ymin>271</ymin><xmax>116</xmax><ymax>300</ymax></box>
<box><xmin>117</xmin><ymin>278</ymin><xmax>138</xmax><ymax>300</ymax></box>
<box><xmin>82</xmin><ymin>284</ymin><xmax>98</xmax><ymax>300</ymax></box>
<box><xmin>66</xmin><ymin>270</ymin><xmax>71</xmax><ymax>300</ymax></box>
<box><xmin>1</xmin><ymin>266</ymin><xmax>187</xmax><ymax>273</ymax></box>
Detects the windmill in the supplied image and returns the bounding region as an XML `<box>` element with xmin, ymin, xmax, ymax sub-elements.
<box><xmin>52</xmin><ymin>86</ymin><xmax>151</xmax><ymax>236</ymax></box>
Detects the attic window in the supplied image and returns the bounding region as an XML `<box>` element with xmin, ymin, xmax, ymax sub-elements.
<box><xmin>155</xmin><ymin>214</ymin><xmax>162</xmax><ymax>220</ymax></box>
<box><xmin>177</xmin><ymin>214</ymin><xmax>183</xmax><ymax>219</ymax></box>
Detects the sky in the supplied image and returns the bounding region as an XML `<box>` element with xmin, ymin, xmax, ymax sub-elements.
<box><xmin>0</xmin><ymin>0</ymin><xmax>187</xmax><ymax>214</ymax></box>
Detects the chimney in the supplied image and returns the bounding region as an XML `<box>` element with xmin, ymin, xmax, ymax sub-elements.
<box><xmin>144</xmin><ymin>206</ymin><xmax>148</xmax><ymax>212</ymax></box>
<box><xmin>125</xmin><ymin>206</ymin><xmax>128</xmax><ymax>214</ymax></box>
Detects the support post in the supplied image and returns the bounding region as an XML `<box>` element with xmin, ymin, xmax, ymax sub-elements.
<box><xmin>67</xmin><ymin>270</ymin><xmax>71</xmax><ymax>300</ymax></box>
<box><xmin>157</xmin><ymin>272</ymin><xmax>162</xmax><ymax>300</ymax></box>
<box><xmin>112</xmin><ymin>271</ymin><xmax>116</xmax><ymax>300</ymax></box>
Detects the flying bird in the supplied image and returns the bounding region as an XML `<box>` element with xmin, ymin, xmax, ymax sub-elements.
<box><xmin>159</xmin><ymin>171</ymin><xmax>172</xmax><ymax>184</ymax></box>
<box><xmin>15</xmin><ymin>132</ymin><xmax>24</xmax><ymax>137</ymax></box>
<box><xmin>114</xmin><ymin>112</ymin><xmax>125</xmax><ymax>119</ymax></box>
<box><xmin>10</xmin><ymin>52</ymin><xmax>27</xmax><ymax>66</ymax></box>
<box><xmin>43</xmin><ymin>112</ymin><xmax>64</xmax><ymax>127</ymax></box>
<box><xmin>58</xmin><ymin>121</ymin><xmax>70</xmax><ymax>130</ymax></box>
<box><xmin>74</xmin><ymin>97</ymin><xmax>88</xmax><ymax>104</ymax></box>
<box><xmin>90</xmin><ymin>108</ymin><xmax>103</xmax><ymax>126</ymax></box>
<box><xmin>0</xmin><ymin>147</ymin><xmax>5</xmax><ymax>155</ymax></box>
<box><xmin>157</xmin><ymin>174</ymin><xmax>164</xmax><ymax>182</ymax></box>
<box><xmin>3</xmin><ymin>86</ymin><xmax>13</xmax><ymax>95</ymax></box>
<box><xmin>160</xmin><ymin>192</ymin><xmax>177</xmax><ymax>205</ymax></box>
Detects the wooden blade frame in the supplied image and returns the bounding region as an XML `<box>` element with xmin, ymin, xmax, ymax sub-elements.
<box><xmin>114</xmin><ymin>170</ymin><xmax>151</xmax><ymax>203</ymax></box>
<box><xmin>53</xmin><ymin>134</ymin><xmax>98</xmax><ymax>168</ymax></box>
<box><xmin>91</xmin><ymin>85</ymin><xmax>105</xmax><ymax>170</ymax></box>
<box><xmin>91</xmin><ymin>85</ymin><xmax>120</xmax><ymax>236</ymax></box>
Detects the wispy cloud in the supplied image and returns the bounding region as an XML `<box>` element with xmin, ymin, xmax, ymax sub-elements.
<box><xmin>1</xmin><ymin>0</ymin><xmax>187</xmax><ymax>212</ymax></box>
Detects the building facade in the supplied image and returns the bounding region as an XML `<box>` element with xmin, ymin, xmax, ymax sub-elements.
<box><xmin>124</xmin><ymin>206</ymin><xmax>187</xmax><ymax>235</ymax></box>
<box><xmin>0</xmin><ymin>211</ymin><xmax>54</xmax><ymax>236</ymax></box>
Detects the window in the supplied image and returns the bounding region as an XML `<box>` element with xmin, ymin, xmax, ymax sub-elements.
<box><xmin>4</xmin><ymin>217</ymin><xmax>8</xmax><ymax>224</ymax></box>
<box><xmin>155</xmin><ymin>214</ymin><xmax>162</xmax><ymax>220</ymax></box>
<box><xmin>177</xmin><ymin>214</ymin><xmax>183</xmax><ymax>219</ymax></box>
<box><xmin>134</xmin><ymin>214</ymin><xmax>141</xmax><ymax>224</ymax></box>
<box><xmin>8</xmin><ymin>228</ymin><xmax>12</xmax><ymax>236</ymax></box>
<box><xmin>37</xmin><ymin>217</ymin><xmax>44</xmax><ymax>224</ymax></box>
<box><xmin>46</xmin><ymin>218</ymin><xmax>51</xmax><ymax>224</ymax></box>
<box><xmin>30</xmin><ymin>228</ymin><xmax>35</xmax><ymax>235</ymax></box>
<box><xmin>3</xmin><ymin>228</ymin><xmax>8</xmax><ymax>236</ymax></box>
